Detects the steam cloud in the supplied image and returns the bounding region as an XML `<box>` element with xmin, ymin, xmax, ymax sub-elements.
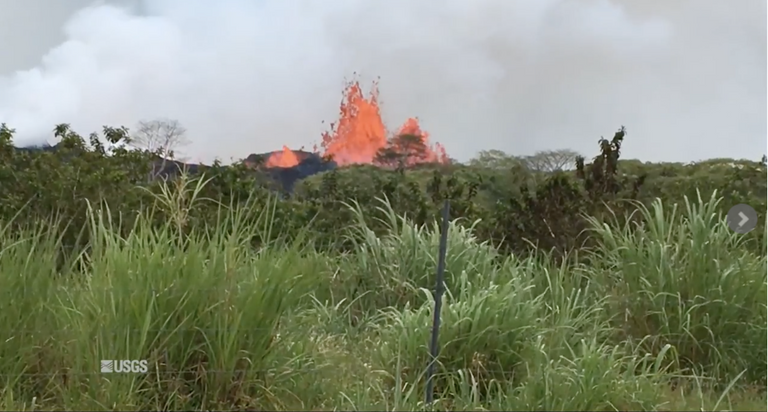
<box><xmin>0</xmin><ymin>0</ymin><xmax>765</xmax><ymax>162</ymax></box>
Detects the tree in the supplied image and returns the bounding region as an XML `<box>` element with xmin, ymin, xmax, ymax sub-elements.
<box><xmin>393</xmin><ymin>134</ymin><xmax>428</xmax><ymax>162</ymax></box>
<box><xmin>374</xmin><ymin>134</ymin><xmax>429</xmax><ymax>167</ymax></box>
<box><xmin>468</xmin><ymin>149</ymin><xmax>521</xmax><ymax>169</ymax></box>
<box><xmin>130</xmin><ymin>118</ymin><xmax>190</xmax><ymax>159</ymax></box>
<box><xmin>523</xmin><ymin>149</ymin><xmax>581</xmax><ymax>172</ymax></box>
<box><xmin>130</xmin><ymin>118</ymin><xmax>190</xmax><ymax>179</ymax></box>
<box><xmin>373</xmin><ymin>146</ymin><xmax>403</xmax><ymax>168</ymax></box>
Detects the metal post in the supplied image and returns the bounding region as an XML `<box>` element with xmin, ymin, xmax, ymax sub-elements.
<box><xmin>425</xmin><ymin>199</ymin><xmax>450</xmax><ymax>405</ymax></box>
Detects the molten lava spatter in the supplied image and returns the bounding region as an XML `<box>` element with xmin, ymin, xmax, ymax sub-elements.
<box><xmin>394</xmin><ymin>118</ymin><xmax>449</xmax><ymax>164</ymax></box>
<box><xmin>265</xmin><ymin>145</ymin><xmax>300</xmax><ymax>168</ymax></box>
<box><xmin>320</xmin><ymin>79</ymin><xmax>449</xmax><ymax>167</ymax></box>
<box><xmin>320</xmin><ymin>80</ymin><xmax>388</xmax><ymax>166</ymax></box>
<box><xmin>263</xmin><ymin>79</ymin><xmax>449</xmax><ymax>169</ymax></box>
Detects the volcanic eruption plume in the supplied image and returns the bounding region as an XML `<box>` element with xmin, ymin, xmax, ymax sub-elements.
<box><xmin>265</xmin><ymin>79</ymin><xmax>449</xmax><ymax>168</ymax></box>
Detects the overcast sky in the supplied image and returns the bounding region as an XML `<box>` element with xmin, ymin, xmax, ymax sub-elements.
<box><xmin>0</xmin><ymin>0</ymin><xmax>765</xmax><ymax>163</ymax></box>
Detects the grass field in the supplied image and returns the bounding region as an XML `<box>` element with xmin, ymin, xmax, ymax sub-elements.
<box><xmin>0</xmin><ymin>189</ymin><xmax>765</xmax><ymax>411</ymax></box>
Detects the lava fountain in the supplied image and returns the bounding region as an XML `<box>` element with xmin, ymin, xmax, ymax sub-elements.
<box><xmin>265</xmin><ymin>145</ymin><xmax>300</xmax><ymax>168</ymax></box>
<box><xmin>265</xmin><ymin>79</ymin><xmax>449</xmax><ymax>168</ymax></box>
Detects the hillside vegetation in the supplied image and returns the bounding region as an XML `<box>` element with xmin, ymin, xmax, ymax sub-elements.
<box><xmin>0</xmin><ymin>123</ymin><xmax>766</xmax><ymax>410</ymax></box>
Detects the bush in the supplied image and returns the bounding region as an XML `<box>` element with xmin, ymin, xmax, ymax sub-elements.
<box><xmin>0</xmin><ymin>193</ymin><xmax>764</xmax><ymax>410</ymax></box>
<box><xmin>0</xmin><ymin>123</ymin><xmax>765</xmax><ymax>409</ymax></box>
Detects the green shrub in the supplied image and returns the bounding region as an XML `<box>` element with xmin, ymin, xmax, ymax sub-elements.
<box><xmin>0</xmin><ymin>123</ymin><xmax>765</xmax><ymax>409</ymax></box>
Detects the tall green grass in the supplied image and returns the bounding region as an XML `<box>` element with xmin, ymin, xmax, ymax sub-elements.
<box><xmin>585</xmin><ymin>193</ymin><xmax>767</xmax><ymax>384</ymax></box>
<box><xmin>0</xmin><ymin>181</ymin><xmax>764</xmax><ymax>410</ymax></box>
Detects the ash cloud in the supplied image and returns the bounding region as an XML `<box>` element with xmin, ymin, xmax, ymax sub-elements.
<box><xmin>0</xmin><ymin>0</ymin><xmax>764</xmax><ymax>162</ymax></box>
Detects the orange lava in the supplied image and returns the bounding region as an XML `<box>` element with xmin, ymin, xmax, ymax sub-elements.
<box><xmin>265</xmin><ymin>145</ymin><xmax>300</xmax><ymax>168</ymax></box>
<box><xmin>394</xmin><ymin>118</ymin><xmax>448</xmax><ymax>164</ymax></box>
<box><xmin>264</xmin><ymin>78</ymin><xmax>449</xmax><ymax>168</ymax></box>
<box><xmin>320</xmin><ymin>79</ymin><xmax>448</xmax><ymax>166</ymax></box>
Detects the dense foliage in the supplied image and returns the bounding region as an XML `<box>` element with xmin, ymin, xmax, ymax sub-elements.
<box><xmin>1</xmin><ymin>123</ymin><xmax>765</xmax><ymax>259</ymax></box>
<box><xmin>0</xmin><ymin>123</ymin><xmax>765</xmax><ymax>410</ymax></box>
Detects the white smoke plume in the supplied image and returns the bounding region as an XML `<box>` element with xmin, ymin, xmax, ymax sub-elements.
<box><xmin>0</xmin><ymin>0</ymin><xmax>764</xmax><ymax>163</ymax></box>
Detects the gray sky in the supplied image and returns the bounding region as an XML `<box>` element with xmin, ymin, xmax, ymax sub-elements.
<box><xmin>0</xmin><ymin>0</ymin><xmax>765</xmax><ymax>163</ymax></box>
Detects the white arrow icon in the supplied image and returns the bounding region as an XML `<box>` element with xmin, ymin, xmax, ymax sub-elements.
<box><xmin>738</xmin><ymin>211</ymin><xmax>749</xmax><ymax>227</ymax></box>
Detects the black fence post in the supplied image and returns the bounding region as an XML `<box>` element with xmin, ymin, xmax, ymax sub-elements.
<box><xmin>425</xmin><ymin>199</ymin><xmax>450</xmax><ymax>406</ymax></box>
